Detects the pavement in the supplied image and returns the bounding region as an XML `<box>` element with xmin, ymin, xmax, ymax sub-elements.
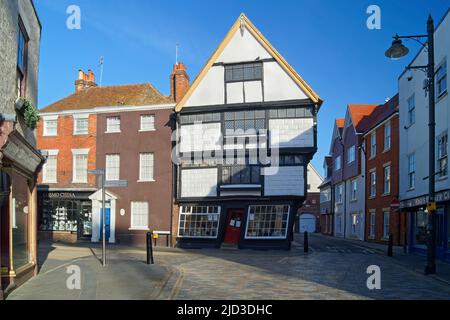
<box><xmin>6</xmin><ymin>234</ymin><xmax>450</xmax><ymax>300</ymax></box>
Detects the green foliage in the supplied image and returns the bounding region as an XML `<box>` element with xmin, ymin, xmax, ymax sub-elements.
<box><xmin>21</xmin><ymin>99</ymin><xmax>40</xmax><ymax>130</ymax></box>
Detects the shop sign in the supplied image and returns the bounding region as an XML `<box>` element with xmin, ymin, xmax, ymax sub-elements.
<box><xmin>47</xmin><ymin>192</ymin><xmax>77</xmax><ymax>199</ymax></box>
<box><xmin>399</xmin><ymin>189</ymin><xmax>450</xmax><ymax>209</ymax></box>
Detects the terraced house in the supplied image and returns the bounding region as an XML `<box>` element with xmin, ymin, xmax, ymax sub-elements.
<box><xmin>37</xmin><ymin>65</ymin><xmax>187</xmax><ymax>246</ymax></box>
<box><xmin>172</xmin><ymin>14</ymin><xmax>323</xmax><ymax>250</ymax></box>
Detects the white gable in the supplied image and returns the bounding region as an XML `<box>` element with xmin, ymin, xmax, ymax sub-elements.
<box><xmin>183</xmin><ymin>22</ymin><xmax>311</xmax><ymax>108</ymax></box>
<box><xmin>217</xmin><ymin>27</ymin><xmax>272</xmax><ymax>63</ymax></box>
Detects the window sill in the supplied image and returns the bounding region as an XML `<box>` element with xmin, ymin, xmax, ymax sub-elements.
<box><xmin>437</xmin><ymin>90</ymin><xmax>448</xmax><ymax>103</ymax></box>
<box><xmin>128</xmin><ymin>227</ymin><xmax>150</xmax><ymax>231</ymax></box>
<box><xmin>407</xmin><ymin>187</ymin><xmax>415</xmax><ymax>192</ymax></box>
<box><xmin>105</xmin><ymin>131</ymin><xmax>121</xmax><ymax>134</ymax></box>
<box><xmin>137</xmin><ymin>180</ymin><xmax>155</xmax><ymax>183</ymax></box>
<box><xmin>43</xmin><ymin>134</ymin><xmax>57</xmax><ymax>137</ymax></box>
<box><xmin>73</xmin><ymin>133</ymin><xmax>89</xmax><ymax>136</ymax></box>
<box><xmin>139</xmin><ymin>129</ymin><xmax>156</xmax><ymax>132</ymax></box>
<box><xmin>72</xmin><ymin>181</ymin><xmax>88</xmax><ymax>184</ymax></box>
<box><xmin>382</xmin><ymin>192</ymin><xmax>391</xmax><ymax>197</ymax></box>
<box><xmin>436</xmin><ymin>175</ymin><xmax>448</xmax><ymax>182</ymax></box>
<box><xmin>383</xmin><ymin>148</ymin><xmax>391</xmax><ymax>153</ymax></box>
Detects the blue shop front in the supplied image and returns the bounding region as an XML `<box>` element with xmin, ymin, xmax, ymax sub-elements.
<box><xmin>401</xmin><ymin>189</ymin><xmax>450</xmax><ymax>262</ymax></box>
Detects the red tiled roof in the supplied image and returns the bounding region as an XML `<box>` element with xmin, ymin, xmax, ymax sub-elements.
<box><xmin>361</xmin><ymin>94</ymin><xmax>399</xmax><ymax>135</ymax></box>
<box><xmin>347</xmin><ymin>104</ymin><xmax>379</xmax><ymax>133</ymax></box>
<box><xmin>40</xmin><ymin>84</ymin><xmax>173</xmax><ymax>113</ymax></box>
<box><xmin>336</xmin><ymin>118</ymin><xmax>345</xmax><ymax>128</ymax></box>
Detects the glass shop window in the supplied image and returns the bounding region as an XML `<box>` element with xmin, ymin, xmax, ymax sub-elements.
<box><xmin>178</xmin><ymin>206</ymin><xmax>220</xmax><ymax>238</ymax></box>
<box><xmin>245</xmin><ymin>205</ymin><xmax>290</xmax><ymax>238</ymax></box>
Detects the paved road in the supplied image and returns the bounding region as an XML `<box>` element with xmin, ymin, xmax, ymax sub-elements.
<box><xmin>7</xmin><ymin>234</ymin><xmax>450</xmax><ymax>300</ymax></box>
<box><xmin>154</xmin><ymin>234</ymin><xmax>450</xmax><ymax>300</ymax></box>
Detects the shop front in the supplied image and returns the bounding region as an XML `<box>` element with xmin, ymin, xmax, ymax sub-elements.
<box><xmin>38</xmin><ymin>190</ymin><xmax>95</xmax><ymax>243</ymax></box>
<box><xmin>176</xmin><ymin>200</ymin><xmax>299</xmax><ymax>250</ymax></box>
<box><xmin>0</xmin><ymin>131</ymin><xmax>45</xmax><ymax>297</ymax></box>
<box><xmin>401</xmin><ymin>190</ymin><xmax>450</xmax><ymax>262</ymax></box>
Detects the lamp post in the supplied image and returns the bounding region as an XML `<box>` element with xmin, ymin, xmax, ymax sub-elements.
<box><xmin>385</xmin><ymin>15</ymin><xmax>436</xmax><ymax>275</ymax></box>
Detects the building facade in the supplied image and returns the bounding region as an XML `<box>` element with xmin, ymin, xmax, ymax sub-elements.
<box><xmin>0</xmin><ymin>0</ymin><xmax>45</xmax><ymax>298</ymax></box>
<box><xmin>363</xmin><ymin>95</ymin><xmax>406</xmax><ymax>246</ymax></box>
<box><xmin>172</xmin><ymin>14</ymin><xmax>323</xmax><ymax>250</ymax></box>
<box><xmin>341</xmin><ymin>104</ymin><xmax>377</xmax><ymax>241</ymax></box>
<box><xmin>37</xmin><ymin>66</ymin><xmax>184</xmax><ymax>246</ymax></box>
<box><xmin>331</xmin><ymin>119</ymin><xmax>345</xmax><ymax>237</ymax></box>
<box><xmin>37</xmin><ymin>70</ymin><xmax>98</xmax><ymax>243</ymax></box>
<box><xmin>399</xmin><ymin>10</ymin><xmax>450</xmax><ymax>261</ymax></box>
<box><xmin>319</xmin><ymin>156</ymin><xmax>333</xmax><ymax>235</ymax></box>
<box><xmin>296</xmin><ymin>164</ymin><xmax>323</xmax><ymax>233</ymax></box>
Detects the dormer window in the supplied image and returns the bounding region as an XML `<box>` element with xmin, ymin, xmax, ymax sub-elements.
<box><xmin>225</xmin><ymin>62</ymin><xmax>262</xmax><ymax>82</ymax></box>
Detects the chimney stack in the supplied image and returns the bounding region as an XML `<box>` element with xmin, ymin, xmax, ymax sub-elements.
<box><xmin>170</xmin><ymin>63</ymin><xmax>190</xmax><ymax>103</ymax></box>
<box><xmin>75</xmin><ymin>69</ymin><xmax>97</xmax><ymax>92</ymax></box>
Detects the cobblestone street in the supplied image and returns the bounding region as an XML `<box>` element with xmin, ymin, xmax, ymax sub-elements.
<box><xmin>7</xmin><ymin>234</ymin><xmax>450</xmax><ymax>300</ymax></box>
<box><xmin>153</xmin><ymin>234</ymin><xmax>450</xmax><ymax>300</ymax></box>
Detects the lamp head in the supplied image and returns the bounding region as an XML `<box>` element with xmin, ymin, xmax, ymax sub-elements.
<box><xmin>385</xmin><ymin>36</ymin><xmax>409</xmax><ymax>60</ymax></box>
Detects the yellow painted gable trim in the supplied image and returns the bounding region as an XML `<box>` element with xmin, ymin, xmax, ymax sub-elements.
<box><xmin>175</xmin><ymin>13</ymin><xmax>323</xmax><ymax>112</ymax></box>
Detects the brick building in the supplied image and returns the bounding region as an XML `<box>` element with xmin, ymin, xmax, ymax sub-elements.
<box><xmin>363</xmin><ymin>95</ymin><xmax>406</xmax><ymax>246</ymax></box>
<box><xmin>37</xmin><ymin>64</ymin><xmax>188</xmax><ymax>245</ymax></box>
<box><xmin>296</xmin><ymin>164</ymin><xmax>323</xmax><ymax>233</ymax></box>
<box><xmin>36</xmin><ymin>70</ymin><xmax>98</xmax><ymax>243</ymax></box>
<box><xmin>0</xmin><ymin>0</ymin><xmax>45</xmax><ymax>298</ymax></box>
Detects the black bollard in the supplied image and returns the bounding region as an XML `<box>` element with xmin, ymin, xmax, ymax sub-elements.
<box><xmin>388</xmin><ymin>234</ymin><xmax>393</xmax><ymax>257</ymax></box>
<box><xmin>304</xmin><ymin>231</ymin><xmax>309</xmax><ymax>253</ymax></box>
<box><xmin>146</xmin><ymin>232</ymin><xmax>154</xmax><ymax>265</ymax></box>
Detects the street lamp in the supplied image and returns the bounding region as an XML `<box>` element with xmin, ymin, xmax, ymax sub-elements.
<box><xmin>385</xmin><ymin>15</ymin><xmax>437</xmax><ymax>275</ymax></box>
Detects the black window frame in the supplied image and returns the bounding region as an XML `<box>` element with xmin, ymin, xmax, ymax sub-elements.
<box><xmin>225</xmin><ymin>62</ymin><xmax>263</xmax><ymax>83</ymax></box>
<box><xmin>221</xmin><ymin>165</ymin><xmax>261</xmax><ymax>185</ymax></box>
<box><xmin>224</xmin><ymin>109</ymin><xmax>266</xmax><ymax>133</ymax></box>
<box><xmin>17</xmin><ymin>16</ymin><xmax>29</xmax><ymax>98</ymax></box>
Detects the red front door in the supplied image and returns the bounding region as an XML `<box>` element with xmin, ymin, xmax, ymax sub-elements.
<box><xmin>224</xmin><ymin>209</ymin><xmax>244</xmax><ymax>244</ymax></box>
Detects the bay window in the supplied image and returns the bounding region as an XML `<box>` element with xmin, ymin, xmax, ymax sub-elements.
<box><xmin>178</xmin><ymin>206</ymin><xmax>220</xmax><ymax>238</ymax></box>
<box><xmin>245</xmin><ymin>205</ymin><xmax>290</xmax><ymax>239</ymax></box>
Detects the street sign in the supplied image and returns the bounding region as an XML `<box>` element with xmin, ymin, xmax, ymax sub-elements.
<box><xmin>88</xmin><ymin>169</ymin><xmax>105</xmax><ymax>175</ymax></box>
<box><xmin>390</xmin><ymin>198</ymin><xmax>400</xmax><ymax>211</ymax></box>
<box><xmin>104</xmin><ymin>180</ymin><xmax>128</xmax><ymax>188</ymax></box>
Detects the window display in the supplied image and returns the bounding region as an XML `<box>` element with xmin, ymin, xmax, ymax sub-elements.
<box><xmin>246</xmin><ymin>205</ymin><xmax>290</xmax><ymax>238</ymax></box>
<box><xmin>178</xmin><ymin>206</ymin><xmax>220</xmax><ymax>238</ymax></box>
<box><xmin>40</xmin><ymin>197</ymin><xmax>92</xmax><ymax>238</ymax></box>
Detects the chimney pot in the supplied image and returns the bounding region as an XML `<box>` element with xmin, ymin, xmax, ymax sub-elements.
<box><xmin>75</xmin><ymin>69</ymin><xmax>97</xmax><ymax>93</ymax></box>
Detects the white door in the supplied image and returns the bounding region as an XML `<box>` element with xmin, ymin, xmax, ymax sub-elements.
<box><xmin>299</xmin><ymin>214</ymin><xmax>316</xmax><ymax>233</ymax></box>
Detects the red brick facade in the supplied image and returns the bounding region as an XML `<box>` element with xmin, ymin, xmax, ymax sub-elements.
<box><xmin>36</xmin><ymin>114</ymin><xmax>97</xmax><ymax>188</ymax></box>
<box><xmin>364</xmin><ymin>97</ymin><xmax>406</xmax><ymax>246</ymax></box>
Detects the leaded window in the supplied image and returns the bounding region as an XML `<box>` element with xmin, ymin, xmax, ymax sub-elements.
<box><xmin>225</xmin><ymin>62</ymin><xmax>262</xmax><ymax>82</ymax></box>
<box><xmin>245</xmin><ymin>205</ymin><xmax>290</xmax><ymax>238</ymax></box>
<box><xmin>178</xmin><ymin>206</ymin><xmax>220</xmax><ymax>238</ymax></box>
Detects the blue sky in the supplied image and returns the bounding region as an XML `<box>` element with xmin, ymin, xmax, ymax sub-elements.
<box><xmin>34</xmin><ymin>0</ymin><xmax>449</xmax><ymax>172</ymax></box>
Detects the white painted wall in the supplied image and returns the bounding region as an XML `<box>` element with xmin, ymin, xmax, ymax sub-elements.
<box><xmin>270</xmin><ymin>118</ymin><xmax>314</xmax><ymax>148</ymax></box>
<box><xmin>184</xmin><ymin>24</ymin><xmax>310</xmax><ymax>108</ymax></box>
<box><xmin>264</xmin><ymin>166</ymin><xmax>304</xmax><ymax>196</ymax></box>
<box><xmin>399</xmin><ymin>11</ymin><xmax>450</xmax><ymax>201</ymax></box>
<box><xmin>180</xmin><ymin>122</ymin><xmax>222</xmax><ymax>152</ymax></box>
<box><xmin>184</xmin><ymin>66</ymin><xmax>225</xmax><ymax>107</ymax></box>
<box><xmin>263</xmin><ymin>61</ymin><xmax>308</xmax><ymax>102</ymax></box>
<box><xmin>307</xmin><ymin>164</ymin><xmax>323</xmax><ymax>193</ymax></box>
<box><xmin>181</xmin><ymin>168</ymin><xmax>218</xmax><ymax>198</ymax></box>
<box><xmin>217</xmin><ymin>27</ymin><xmax>272</xmax><ymax>63</ymax></box>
